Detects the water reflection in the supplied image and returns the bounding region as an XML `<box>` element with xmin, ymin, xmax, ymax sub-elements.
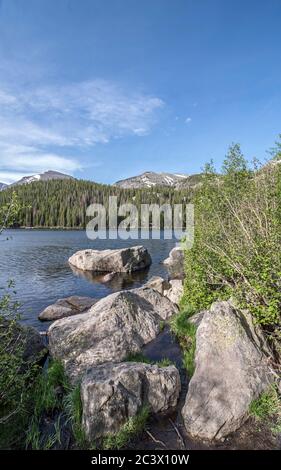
<box><xmin>69</xmin><ymin>263</ymin><xmax>149</xmax><ymax>291</ymax></box>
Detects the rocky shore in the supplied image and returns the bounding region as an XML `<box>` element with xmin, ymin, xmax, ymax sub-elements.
<box><xmin>15</xmin><ymin>244</ymin><xmax>280</xmax><ymax>449</ymax></box>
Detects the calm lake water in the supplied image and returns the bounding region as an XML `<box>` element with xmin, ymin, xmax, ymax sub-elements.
<box><xmin>0</xmin><ymin>229</ymin><xmax>176</xmax><ymax>330</ymax></box>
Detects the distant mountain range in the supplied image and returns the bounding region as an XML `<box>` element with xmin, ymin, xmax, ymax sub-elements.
<box><xmin>114</xmin><ymin>171</ymin><xmax>204</xmax><ymax>189</ymax></box>
<box><xmin>1</xmin><ymin>169</ymin><xmax>204</xmax><ymax>191</ymax></box>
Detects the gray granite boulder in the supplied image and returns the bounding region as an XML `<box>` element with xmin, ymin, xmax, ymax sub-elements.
<box><xmin>81</xmin><ymin>362</ymin><xmax>181</xmax><ymax>440</ymax></box>
<box><xmin>48</xmin><ymin>289</ymin><xmax>163</xmax><ymax>382</ymax></box>
<box><xmin>68</xmin><ymin>246</ymin><xmax>151</xmax><ymax>273</ymax></box>
<box><xmin>182</xmin><ymin>300</ymin><xmax>274</xmax><ymax>440</ymax></box>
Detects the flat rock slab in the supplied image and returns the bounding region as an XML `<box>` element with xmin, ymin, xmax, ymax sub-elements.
<box><xmin>68</xmin><ymin>245</ymin><xmax>151</xmax><ymax>273</ymax></box>
<box><xmin>81</xmin><ymin>362</ymin><xmax>181</xmax><ymax>440</ymax></box>
<box><xmin>38</xmin><ymin>296</ymin><xmax>97</xmax><ymax>321</ymax></box>
<box><xmin>48</xmin><ymin>289</ymin><xmax>168</xmax><ymax>382</ymax></box>
<box><xmin>182</xmin><ymin>300</ymin><xmax>273</xmax><ymax>440</ymax></box>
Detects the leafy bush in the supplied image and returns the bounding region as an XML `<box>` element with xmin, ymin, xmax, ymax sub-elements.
<box><xmin>0</xmin><ymin>303</ymin><xmax>39</xmax><ymax>448</ymax></box>
<box><xmin>182</xmin><ymin>141</ymin><xmax>281</xmax><ymax>329</ymax></box>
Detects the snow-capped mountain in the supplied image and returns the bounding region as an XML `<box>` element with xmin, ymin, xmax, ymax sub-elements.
<box><xmin>0</xmin><ymin>182</ymin><xmax>7</xmax><ymax>191</ymax></box>
<box><xmin>114</xmin><ymin>171</ymin><xmax>189</xmax><ymax>189</ymax></box>
<box><xmin>9</xmin><ymin>170</ymin><xmax>74</xmax><ymax>187</ymax></box>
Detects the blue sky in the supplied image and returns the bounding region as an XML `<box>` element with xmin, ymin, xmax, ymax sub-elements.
<box><xmin>0</xmin><ymin>0</ymin><xmax>281</xmax><ymax>184</ymax></box>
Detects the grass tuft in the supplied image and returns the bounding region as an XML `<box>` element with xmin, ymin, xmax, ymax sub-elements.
<box><xmin>103</xmin><ymin>405</ymin><xmax>149</xmax><ymax>450</ymax></box>
<box><xmin>25</xmin><ymin>359</ymin><xmax>68</xmax><ymax>449</ymax></box>
<box><xmin>170</xmin><ymin>307</ymin><xmax>197</xmax><ymax>377</ymax></box>
<box><xmin>125</xmin><ymin>352</ymin><xmax>152</xmax><ymax>364</ymax></box>
<box><xmin>156</xmin><ymin>357</ymin><xmax>175</xmax><ymax>368</ymax></box>
<box><xmin>64</xmin><ymin>383</ymin><xmax>88</xmax><ymax>448</ymax></box>
<box><xmin>250</xmin><ymin>385</ymin><xmax>280</xmax><ymax>421</ymax></box>
<box><xmin>169</xmin><ymin>306</ymin><xmax>196</xmax><ymax>338</ymax></box>
<box><xmin>125</xmin><ymin>352</ymin><xmax>175</xmax><ymax>368</ymax></box>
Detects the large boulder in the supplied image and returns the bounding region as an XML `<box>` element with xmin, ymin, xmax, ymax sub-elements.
<box><xmin>48</xmin><ymin>289</ymin><xmax>164</xmax><ymax>382</ymax></box>
<box><xmin>38</xmin><ymin>296</ymin><xmax>97</xmax><ymax>321</ymax></box>
<box><xmin>182</xmin><ymin>301</ymin><xmax>274</xmax><ymax>440</ymax></box>
<box><xmin>163</xmin><ymin>246</ymin><xmax>185</xmax><ymax>279</ymax></box>
<box><xmin>81</xmin><ymin>362</ymin><xmax>181</xmax><ymax>440</ymax></box>
<box><xmin>68</xmin><ymin>246</ymin><xmax>151</xmax><ymax>273</ymax></box>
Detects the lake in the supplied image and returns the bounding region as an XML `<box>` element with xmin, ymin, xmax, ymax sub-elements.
<box><xmin>0</xmin><ymin>229</ymin><xmax>177</xmax><ymax>330</ymax></box>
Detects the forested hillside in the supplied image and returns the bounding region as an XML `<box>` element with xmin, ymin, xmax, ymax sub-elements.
<box><xmin>0</xmin><ymin>178</ymin><xmax>194</xmax><ymax>228</ymax></box>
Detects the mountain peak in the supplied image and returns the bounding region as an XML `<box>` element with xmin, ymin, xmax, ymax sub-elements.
<box><xmin>9</xmin><ymin>170</ymin><xmax>74</xmax><ymax>187</ymax></box>
<box><xmin>114</xmin><ymin>171</ymin><xmax>189</xmax><ymax>189</ymax></box>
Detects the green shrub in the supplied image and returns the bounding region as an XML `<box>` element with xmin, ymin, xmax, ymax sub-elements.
<box><xmin>25</xmin><ymin>359</ymin><xmax>69</xmax><ymax>449</ymax></box>
<box><xmin>0</xmin><ymin>282</ymin><xmax>41</xmax><ymax>449</ymax></box>
<box><xmin>182</xmin><ymin>141</ymin><xmax>281</xmax><ymax>329</ymax></box>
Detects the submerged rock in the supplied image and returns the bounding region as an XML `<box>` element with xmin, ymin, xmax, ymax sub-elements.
<box><xmin>38</xmin><ymin>296</ymin><xmax>97</xmax><ymax>321</ymax></box>
<box><xmin>48</xmin><ymin>289</ymin><xmax>164</xmax><ymax>382</ymax></box>
<box><xmin>81</xmin><ymin>362</ymin><xmax>181</xmax><ymax>440</ymax></box>
<box><xmin>68</xmin><ymin>246</ymin><xmax>151</xmax><ymax>273</ymax></box>
<box><xmin>182</xmin><ymin>300</ymin><xmax>273</xmax><ymax>440</ymax></box>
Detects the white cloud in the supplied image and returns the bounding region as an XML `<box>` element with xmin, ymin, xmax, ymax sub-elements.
<box><xmin>0</xmin><ymin>79</ymin><xmax>164</xmax><ymax>182</ymax></box>
<box><xmin>185</xmin><ymin>117</ymin><xmax>192</xmax><ymax>124</ymax></box>
<box><xmin>0</xmin><ymin>143</ymin><xmax>81</xmax><ymax>183</ymax></box>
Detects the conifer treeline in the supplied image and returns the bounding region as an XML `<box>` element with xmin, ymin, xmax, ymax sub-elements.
<box><xmin>0</xmin><ymin>179</ymin><xmax>194</xmax><ymax>228</ymax></box>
